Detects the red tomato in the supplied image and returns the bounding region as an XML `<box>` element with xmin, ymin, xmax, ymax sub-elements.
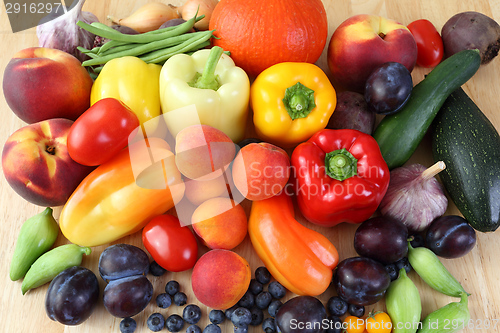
<box><xmin>142</xmin><ymin>214</ymin><xmax>199</xmax><ymax>272</ymax></box>
<box><xmin>407</xmin><ymin>19</ymin><xmax>444</xmax><ymax>68</ymax></box>
<box><xmin>67</xmin><ymin>98</ymin><xmax>139</xmax><ymax>166</ymax></box>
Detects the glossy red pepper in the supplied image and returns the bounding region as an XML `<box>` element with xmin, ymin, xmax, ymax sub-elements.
<box><xmin>407</xmin><ymin>19</ymin><xmax>444</xmax><ymax>68</ymax></box>
<box><xmin>291</xmin><ymin>129</ymin><xmax>390</xmax><ymax>227</ymax></box>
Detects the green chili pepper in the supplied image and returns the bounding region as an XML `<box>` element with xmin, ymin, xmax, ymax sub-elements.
<box><xmin>385</xmin><ymin>268</ymin><xmax>422</xmax><ymax>333</ymax></box>
<box><xmin>408</xmin><ymin>243</ymin><xmax>469</xmax><ymax>297</ymax></box>
<box><xmin>9</xmin><ymin>208</ymin><xmax>59</xmax><ymax>281</ymax></box>
<box><xmin>21</xmin><ymin>244</ymin><xmax>91</xmax><ymax>295</ymax></box>
<box><xmin>417</xmin><ymin>292</ymin><xmax>470</xmax><ymax>333</ymax></box>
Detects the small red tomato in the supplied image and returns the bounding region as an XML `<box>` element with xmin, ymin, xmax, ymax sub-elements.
<box><xmin>67</xmin><ymin>98</ymin><xmax>139</xmax><ymax>166</ymax></box>
<box><xmin>407</xmin><ymin>19</ymin><xmax>444</xmax><ymax>68</ymax></box>
<box><xmin>142</xmin><ymin>215</ymin><xmax>199</xmax><ymax>272</ymax></box>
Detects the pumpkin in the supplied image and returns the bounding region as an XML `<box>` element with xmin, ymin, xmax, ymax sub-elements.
<box><xmin>209</xmin><ymin>0</ymin><xmax>328</xmax><ymax>78</ymax></box>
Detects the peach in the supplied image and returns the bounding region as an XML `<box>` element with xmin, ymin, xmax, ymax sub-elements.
<box><xmin>192</xmin><ymin>197</ymin><xmax>248</xmax><ymax>250</ymax></box>
<box><xmin>232</xmin><ymin>142</ymin><xmax>290</xmax><ymax>201</ymax></box>
<box><xmin>2</xmin><ymin>118</ymin><xmax>94</xmax><ymax>207</ymax></box>
<box><xmin>191</xmin><ymin>249</ymin><xmax>251</xmax><ymax>310</ymax></box>
<box><xmin>3</xmin><ymin>47</ymin><xmax>93</xmax><ymax>124</ymax></box>
<box><xmin>327</xmin><ymin>14</ymin><xmax>417</xmax><ymax>92</ymax></box>
<box><xmin>184</xmin><ymin>169</ymin><xmax>233</xmax><ymax>206</ymax></box>
<box><xmin>175</xmin><ymin>125</ymin><xmax>236</xmax><ymax>181</ymax></box>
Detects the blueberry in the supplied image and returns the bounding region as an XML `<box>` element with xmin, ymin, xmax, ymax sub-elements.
<box><xmin>147</xmin><ymin>313</ymin><xmax>165</xmax><ymax>332</ymax></box>
<box><xmin>255</xmin><ymin>291</ymin><xmax>272</xmax><ymax>310</ymax></box>
<box><xmin>203</xmin><ymin>323</ymin><xmax>221</xmax><ymax>333</ymax></box>
<box><xmin>165</xmin><ymin>314</ymin><xmax>184</xmax><ymax>332</ymax></box>
<box><xmin>156</xmin><ymin>293</ymin><xmax>172</xmax><ymax>308</ymax></box>
<box><xmin>268</xmin><ymin>281</ymin><xmax>286</xmax><ymax>299</ymax></box>
<box><xmin>395</xmin><ymin>257</ymin><xmax>412</xmax><ymax>274</ymax></box>
<box><xmin>173</xmin><ymin>292</ymin><xmax>187</xmax><ymax>306</ymax></box>
<box><xmin>234</xmin><ymin>325</ymin><xmax>249</xmax><ymax>333</ymax></box>
<box><xmin>209</xmin><ymin>309</ymin><xmax>225</xmax><ymax>325</ymax></box>
<box><xmin>267</xmin><ymin>300</ymin><xmax>282</xmax><ymax>318</ymax></box>
<box><xmin>325</xmin><ymin>315</ymin><xmax>342</xmax><ymax>333</ymax></box>
<box><xmin>149</xmin><ymin>261</ymin><xmax>167</xmax><ymax>277</ymax></box>
<box><xmin>187</xmin><ymin>325</ymin><xmax>202</xmax><ymax>333</ymax></box>
<box><xmin>238</xmin><ymin>290</ymin><xmax>255</xmax><ymax>309</ymax></box>
<box><xmin>183</xmin><ymin>304</ymin><xmax>202</xmax><ymax>325</ymax></box>
<box><xmin>250</xmin><ymin>307</ymin><xmax>264</xmax><ymax>326</ymax></box>
<box><xmin>249</xmin><ymin>279</ymin><xmax>263</xmax><ymax>295</ymax></box>
<box><xmin>255</xmin><ymin>266</ymin><xmax>271</xmax><ymax>285</ymax></box>
<box><xmin>120</xmin><ymin>317</ymin><xmax>137</xmax><ymax>333</ymax></box>
<box><xmin>348</xmin><ymin>304</ymin><xmax>365</xmax><ymax>317</ymax></box>
<box><xmin>225</xmin><ymin>304</ymin><xmax>238</xmax><ymax>321</ymax></box>
<box><xmin>231</xmin><ymin>307</ymin><xmax>252</xmax><ymax>328</ymax></box>
<box><xmin>165</xmin><ymin>280</ymin><xmax>180</xmax><ymax>296</ymax></box>
<box><xmin>384</xmin><ymin>263</ymin><xmax>399</xmax><ymax>281</ymax></box>
<box><xmin>326</xmin><ymin>296</ymin><xmax>348</xmax><ymax>317</ymax></box>
<box><xmin>262</xmin><ymin>317</ymin><xmax>277</xmax><ymax>333</ymax></box>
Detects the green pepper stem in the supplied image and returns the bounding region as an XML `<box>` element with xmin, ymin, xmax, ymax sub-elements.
<box><xmin>282</xmin><ymin>82</ymin><xmax>316</xmax><ymax>120</ymax></box>
<box><xmin>189</xmin><ymin>46</ymin><xmax>223</xmax><ymax>90</ymax></box>
<box><xmin>324</xmin><ymin>148</ymin><xmax>358</xmax><ymax>181</ymax></box>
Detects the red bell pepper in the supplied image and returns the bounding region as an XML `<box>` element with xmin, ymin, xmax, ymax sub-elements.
<box><xmin>291</xmin><ymin>129</ymin><xmax>390</xmax><ymax>227</ymax></box>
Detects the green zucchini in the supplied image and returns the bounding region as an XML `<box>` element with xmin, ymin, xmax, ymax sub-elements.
<box><xmin>373</xmin><ymin>49</ymin><xmax>481</xmax><ymax>169</ymax></box>
<box><xmin>432</xmin><ymin>87</ymin><xmax>500</xmax><ymax>232</ymax></box>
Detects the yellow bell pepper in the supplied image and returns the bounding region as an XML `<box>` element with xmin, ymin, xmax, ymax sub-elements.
<box><xmin>59</xmin><ymin>138</ymin><xmax>185</xmax><ymax>247</ymax></box>
<box><xmin>91</xmin><ymin>56</ymin><xmax>162</xmax><ymax>132</ymax></box>
<box><xmin>251</xmin><ymin>62</ymin><xmax>337</xmax><ymax>148</ymax></box>
<box><xmin>159</xmin><ymin>46</ymin><xmax>250</xmax><ymax>142</ymax></box>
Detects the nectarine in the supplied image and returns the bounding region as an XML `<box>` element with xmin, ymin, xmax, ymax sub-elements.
<box><xmin>2</xmin><ymin>119</ymin><xmax>94</xmax><ymax>206</ymax></box>
<box><xmin>327</xmin><ymin>14</ymin><xmax>417</xmax><ymax>92</ymax></box>
<box><xmin>3</xmin><ymin>47</ymin><xmax>93</xmax><ymax>124</ymax></box>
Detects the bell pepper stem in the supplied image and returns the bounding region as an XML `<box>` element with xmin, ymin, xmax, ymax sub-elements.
<box><xmin>324</xmin><ymin>148</ymin><xmax>358</xmax><ymax>181</ymax></box>
<box><xmin>282</xmin><ymin>82</ymin><xmax>316</xmax><ymax>120</ymax></box>
<box><xmin>188</xmin><ymin>46</ymin><xmax>223</xmax><ymax>90</ymax></box>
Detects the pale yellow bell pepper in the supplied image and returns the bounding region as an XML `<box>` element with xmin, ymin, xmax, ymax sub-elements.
<box><xmin>159</xmin><ymin>46</ymin><xmax>250</xmax><ymax>142</ymax></box>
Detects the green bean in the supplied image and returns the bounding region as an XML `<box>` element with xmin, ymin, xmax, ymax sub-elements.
<box><xmin>101</xmin><ymin>30</ymin><xmax>212</xmax><ymax>57</ymax></box>
<box><xmin>99</xmin><ymin>43</ymin><xmax>141</xmax><ymax>56</ymax></box>
<box><xmin>97</xmin><ymin>39</ymin><xmax>129</xmax><ymax>54</ymax></box>
<box><xmin>141</xmin><ymin>38</ymin><xmax>211</xmax><ymax>64</ymax></box>
<box><xmin>77</xmin><ymin>13</ymin><xmax>198</xmax><ymax>44</ymax></box>
<box><xmin>142</xmin><ymin>14</ymin><xmax>205</xmax><ymax>34</ymax></box>
<box><xmin>90</xmin><ymin>21</ymin><xmax>119</xmax><ymax>32</ymax></box>
<box><xmin>77</xmin><ymin>47</ymin><xmax>100</xmax><ymax>59</ymax></box>
<box><xmin>83</xmin><ymin>30</ymin><xmax>214</xmax><ymax>67</ymax></box>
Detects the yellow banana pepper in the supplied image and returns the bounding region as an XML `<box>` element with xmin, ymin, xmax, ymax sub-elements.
<box><xmin>59</xmin><ymin>137</ymin><xmax>185</xmax><ymax>247</ymax></box>
<box><xmin>251</xmin><ymin>62</ymin><xmax>337</xmax><ymax>148</ymax></box>
<box><xmin>159</xmin><ymin>46</ymin><xmax>250</xmax><ymax>142</ymax></box>
<box><xmin>91</xmin><ymin>56</ymin><xmax>162</xmax><ymax>132</ymax></box>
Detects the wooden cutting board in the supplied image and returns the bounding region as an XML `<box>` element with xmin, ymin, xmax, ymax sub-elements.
<box><xmin>1</xmin><ymin>0</ymin><xmax>499</xmax><ymax>332</ymax></box>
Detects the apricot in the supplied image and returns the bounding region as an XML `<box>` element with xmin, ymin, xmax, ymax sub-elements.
<box><xmin>175</xmin><ymin>125</ymin><xmax>236</xmax><ymax>181</ymax></box>
<box><xmin>184</xmin><ymin>169</ymin><xmax>233</xmax><ymax>206</ymax></box>
<box><xmin>232</xmin><ymin>142</ymin><xmax>290</xmax><ymax>201</ymax></box>
<box><xmin>192</xmin><ymin>197</ymin><xmax>247</xmax><ymax>250</ymax></box>
<box><xmin>191</xmin><ymin>249</ymin><xmax>251</xmax><ymax>310</ymax></box>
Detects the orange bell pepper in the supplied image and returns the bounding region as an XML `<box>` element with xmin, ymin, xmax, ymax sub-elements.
<box><xmin>59</xmin><ymin>138</ymin><xmax>185</xmax><ymax>247</ymax></box>
<box><xmin>248</xmin><ymin>191</ymin><xmax>339</xmax><ymax>296</ymax></box>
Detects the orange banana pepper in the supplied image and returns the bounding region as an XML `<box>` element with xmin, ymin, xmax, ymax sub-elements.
<box><xmin>59</xmin><ymin>138</ymin><xmax>185</xmax><ymax>247</ymax></box>
<box><xmin>248</xmin><ymin>191</ymin><xmax>339</xmax><ymax>296</ymax></box>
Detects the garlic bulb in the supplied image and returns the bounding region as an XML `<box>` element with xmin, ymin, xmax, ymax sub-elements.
<box><xmin>36</xmin><ymin>0</ymin><xmax>98</xmax><ymax>62</ymax></box>
<box><xmin>379</xmin><ymin>161</ymin><xmax>448</xmax><ymax>233</ymax></box>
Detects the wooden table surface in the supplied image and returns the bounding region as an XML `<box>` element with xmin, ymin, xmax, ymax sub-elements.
<box><xmin>1</xmin><ymin>0</ymin><xmax>500</xmax><ymax>332</ymax></box>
